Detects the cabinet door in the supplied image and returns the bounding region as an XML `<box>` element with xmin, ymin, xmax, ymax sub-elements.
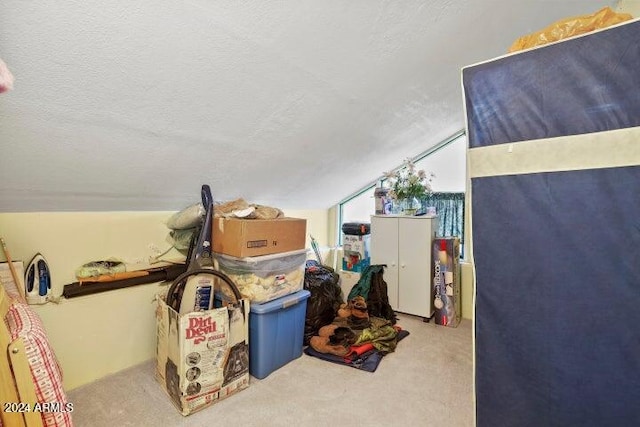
<box><xmin>370</xmin><ymin>216</ymin><xmax>399</xmax><ymax>310</ymax></box>
<box><xmin>397</xmin><ymin>217</ymin><xmax>433</xmax><ymax>317</ymax></box>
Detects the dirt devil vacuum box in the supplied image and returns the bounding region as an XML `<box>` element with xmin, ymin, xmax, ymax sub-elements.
<box><xmin>212</xmin><ymin>217</ymin><xmax>307</xmax><ymax>258</ymax></box>
<box><xmin>433</xmin><ymin>237</ymin><xmax>461</xmax><ymax>327</ymax></box>
<box><xmin>155</xmin><ymin>296</ymin><xmax>250</xmax><ymax>416</ymax></box>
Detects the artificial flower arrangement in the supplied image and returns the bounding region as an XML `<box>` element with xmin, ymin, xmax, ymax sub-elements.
<box><xmin>383</xmin><ymin>158</ymin><xmax>435</xmax><ymax>203</ymax></box>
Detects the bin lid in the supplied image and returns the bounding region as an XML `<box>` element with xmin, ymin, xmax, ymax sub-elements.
<box><xmin>214</xmin><ymin>248</ymin><xmax>308</xmax><ymax>264</ymax></box>
<box><xmin>249</xmin><ymin>289</ymin><xmax>311</xmax><ymax>314</ymax></box>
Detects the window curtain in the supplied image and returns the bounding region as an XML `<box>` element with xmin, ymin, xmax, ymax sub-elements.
<box><xmin>421</xmin><ymin>192</ymin><xmax>465</xmax><ymax>246</ymax></box>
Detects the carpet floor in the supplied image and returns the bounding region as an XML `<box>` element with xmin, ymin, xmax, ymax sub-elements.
<box><xmin>68</xmin><ymin>314</ymin><xmax>473</xmax><ymax>427</ymax></box>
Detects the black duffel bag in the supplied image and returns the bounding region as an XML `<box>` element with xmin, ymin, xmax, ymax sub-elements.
<box><xmin>303</xmin><ymin>260</ymin><xmax>343</xmax><ymax>345</ymax></box>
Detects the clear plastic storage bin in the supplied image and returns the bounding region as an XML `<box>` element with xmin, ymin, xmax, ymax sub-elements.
<box><xmin>213</xmin><ymin>249</ymin><xmax>307</xmax><ymax>304</ymax></box>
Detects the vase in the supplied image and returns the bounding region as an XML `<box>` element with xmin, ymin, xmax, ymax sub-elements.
<box><xmin>400</xmin><ymin>197</ymin><xmax>420</xmax><ymax>216</ymax></box>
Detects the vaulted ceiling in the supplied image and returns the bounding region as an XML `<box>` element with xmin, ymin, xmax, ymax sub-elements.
<box><xmin>0</xmin><ymin>0</ymin><xmax>617</xmax><ymax>212</ymax></box>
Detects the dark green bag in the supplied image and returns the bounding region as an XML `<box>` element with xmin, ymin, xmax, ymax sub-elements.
<box><xmin>348</xmin><ymin>265</ymin><xmax>396</xmax><ymax>324</ymax></box>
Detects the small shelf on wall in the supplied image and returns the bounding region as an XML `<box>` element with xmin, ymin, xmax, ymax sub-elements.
<box><xmin>62</xmin><ymin>264</ymin><xmax>186</xmax><ymax>298</ymax></box>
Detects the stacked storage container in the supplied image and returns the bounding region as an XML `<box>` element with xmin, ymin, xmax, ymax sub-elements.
<box><xmin>212</xmin><ymin>216</ymin><xmax>310</xmax><ymax>378</ymax></box>
<box><xmin>341</xmin><ymin>222</ymin><xmax>371</xmax><ymax>273</ymax></box>
<box><xmin>214</xmin><ymin>249</ymin><xmax>307</xmax><ymax>304</ymax></box>
<box><xmin>339</xmin><ymin>222</ymin><xmax>371</xmax><ymax>300</ymax></box>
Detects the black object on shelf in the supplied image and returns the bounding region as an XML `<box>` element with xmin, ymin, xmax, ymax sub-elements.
<box><xmin>341</xmin><ymin>222</ymin><xmax>371</xmax><ymax>236</ymax></box>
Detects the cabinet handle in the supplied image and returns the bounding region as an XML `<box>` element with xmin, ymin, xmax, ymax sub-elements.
<box><xmin>391</xmin><ymin>262</ymin><xmax>396</xmax><ymax>267</ymax></box>
<box><xmin>401</xmin><ymin>263</ymin><xmax>406</xmax><ymax>268</ymax></box>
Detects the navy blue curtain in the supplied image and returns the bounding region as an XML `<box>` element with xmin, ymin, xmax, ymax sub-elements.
<box><xmin>464</xmin><ymin>19</ymin><xmax>640</xmax><ymax>427</ymax></box>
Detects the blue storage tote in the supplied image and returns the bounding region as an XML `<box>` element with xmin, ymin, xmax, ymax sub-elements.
<box><xmin>249</xmin><ymin>289</ymin><xmax>311</xmax><ymax>379</ymax></box>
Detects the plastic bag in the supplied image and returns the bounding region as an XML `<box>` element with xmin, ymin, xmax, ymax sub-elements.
<box><xmin>214</xmin><ymin>198</ymin><xmax>284</xmax><ymax>219</ymax></box>
<box><xmin>168</xmin><ymin>228</ymin><xmax>196</xmax><ymax>252</ymax></box>
<box><xmin>166</xmin><ymin>203</ymin><xmax>205</xmax><ymax>230</ymax></box>
<box><xmin>75</xmin><ymin>259</ymin><xmax>126</xmax><ymax>279</ymax></box>
<box><xmin>303</xmin><ymin>260</ymin><xmax>343</xmax><ymax>346</ymax></box>
<box><xmin>509</xmin><ymin>7</ymin><xmax>632</xmax><ymax>53</ymax></box>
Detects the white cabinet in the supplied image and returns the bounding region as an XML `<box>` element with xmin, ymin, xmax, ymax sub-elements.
<box><xmin>370</xmin><ymin>215</ymin><xmax>437</xmax><ymax>319</ymax></box>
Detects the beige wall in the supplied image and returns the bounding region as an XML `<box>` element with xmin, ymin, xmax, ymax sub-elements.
<box><xmin>0</xmin><ymin>209</ymin><xmax>328</xmax><ymax>390</ymax></box>
<box><xmin>616</xmin><ymin>0</ymin><xmax>640</xmax><ymax>16</ymax></box>
<box><xmin>0</xmin><ymin>206</ymin><xmax>472</xmax><ymax>390</ymax></box>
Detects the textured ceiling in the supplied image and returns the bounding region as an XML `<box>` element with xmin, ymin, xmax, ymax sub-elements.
<box><xmin>0</xmin><ymin>0</ymin><xmax>615</xmax><ymax>212</ymax></box>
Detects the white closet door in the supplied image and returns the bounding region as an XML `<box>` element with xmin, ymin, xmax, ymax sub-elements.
<box><xmin>370</xmin><ymin>216</ymin><xmax>399</xmax><ymax>310</ymax></box>
<box><xmin>398</xmin><ymin>217</ymin><xmax>432</xmax><ymax>317</ymax></box>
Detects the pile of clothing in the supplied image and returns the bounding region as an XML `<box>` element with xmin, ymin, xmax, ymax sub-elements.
<box><xmin>309</xmin><ymin>295</ymin><xmax>400</xmax><ymax>358</ymax></box>
<box><xmin>303</xmin><ymin>263</ymin><xmax>407</xmax><ymax>372</ymax></box>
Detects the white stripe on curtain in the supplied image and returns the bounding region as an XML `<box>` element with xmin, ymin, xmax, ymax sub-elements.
<box><xmin>468</xmin><ymin>126</ymin><xmax>640</xmax><ymax>178</ymax></box>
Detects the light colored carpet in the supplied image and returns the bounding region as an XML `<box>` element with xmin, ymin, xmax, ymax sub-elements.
<box><xmin>68</xmin><ymin>314</ymin><xmax>473</xmax><ymax>427</ymax></box>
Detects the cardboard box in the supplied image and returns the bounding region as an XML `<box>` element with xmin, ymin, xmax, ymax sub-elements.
<box><xmin>212</xmin><ymin>217</ymin><xmax>307</xmax><ymax>258</ymax></box>
<box><xmin>433</xmin><ymin>237</ymin><xmax>461</xmax><ymax>327</ymax></box>
<box><xmin>342</xmin><ymin>234</ymin><xmax>371</xmax><ymax>272</ymax></box>
<box><xmin>155</xmin><ymin>296</ymin><xmax>250</xmax><ymax>416</ymax></box>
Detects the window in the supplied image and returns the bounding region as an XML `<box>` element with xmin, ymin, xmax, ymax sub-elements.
<box><xmin>338</xmin><ymin>131</ymin><xmax>467</xmax><ymax>255</ymax></box>
<box><xmin>421</xmin><ymin>192</ymin><xmax>466</xmax><ymax>256</ymax></box>
<box><xmin>340</xmin><ymin>186</ymin><xmax>377</xmax><ymax>226</ymax></box>
<box><xmin>411</xmin><ymin>132</ymin><xmax>467</xmax><ymax>192</ymax></box>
